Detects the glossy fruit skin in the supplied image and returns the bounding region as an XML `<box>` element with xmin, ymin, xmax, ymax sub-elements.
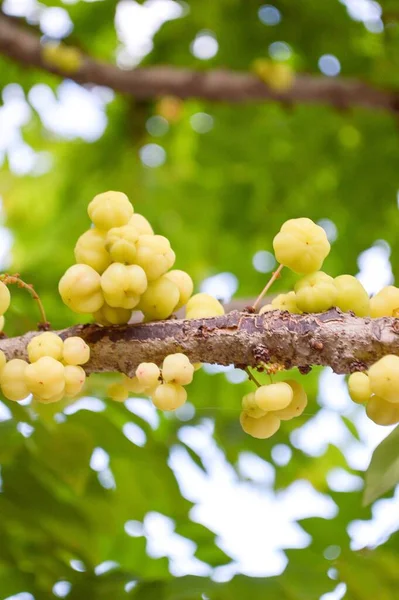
<box><xmin>295</xmin><ymin>271</ymin><xmax>337</xmax><ymax>313</ymax></box>
<box><xmin>185</xmin><ymin>293</ymin><xmax>224</xmax><ymax>319</ymax></box>
<box><xmin>164</xmin><ymin>270</ymin><xmax>194</xmax><ymax>309</ymax></box>
<box><xmin>240</xmin><ymin>411</ymin><xmax>281</xmax><ymax>439</ymax></box>
<box><xmin>139</xmin><ymin>276</ymin><xmax>179</xmax><ymax>320</ymax></box>
<box><xmin>348</xmin><ymin>372</ymin><xmax>371</xmax><ymax>404</ymax></box>
<box><xmin>272</xmin><ymin>380</ymin><xmax>308</xmax><ymax>420</ymax></box>
<box><xmin>162</xmin><ymin>354</ymin><xmax>194</xmax><ymax>385</ymax></box>
<box><xmin>368</xmin><ymin>355</ymin><xmax>399</xmax><ymax>403</ymax></box>
<box><xmin>255</xmin><ymin>382</ymin><xmax>293</xmax><ymax>411</ymax></box>
<box><xmin>273</xmin><ymin>218</ymin><xmax>330</xmax><ymax>274</ymax></box>
<box><xmin>105</xmin><ymin>225</ymin><xmax>139</xmax><ymax>264</ymax></box>
<box><xmin>74</xmin><ymin>228</ymin><xmax>111</xmax><ymax>274</ymax></box>
<box><xmin>242</xmin><ymin>392</ymin><xmax>267</xmax><ymax>418</ymax></box>
<box><xmin>135</xmin><ymin>362</ymin><xmax>161</xmax><ymax>388</ymax></box>
<box><xmin>28</xmin><ymin>332</ymin><xmax>64</xmax><ymax>363</ymax></box>
<box><xmin>366</xmin><ymin>395</ymin><xmax>399</xmax><ymax>426</ymax></box>
<box><xmin>25</xmin><ymin>356</ymin><xmax>65</xmax><ymax>401</ymax></box>
<box><xmin>101</xmin><ymin>263</ymin><xmax>147</xmax><ymax>309</ymax></box>
<box><xmin>59</xmin><ymin>264</ymin><xmax>104</xmax><ymax>314</ymax></box>
<box><xmin>152</xmin><ymin>383</ymin><xmax>187</xmax><ymax>411</ymax></box>
<box><xmin>63</xmin><ymin>337</ymin><xmax>90</xmax><ymax>366</ymax></box>
<box><xmin>1</xmin><ymin>359</ymin><xmax>30</xmax><ymax>401</ymax></box>
<box><xmin>370</xmin><ymin>286</ymin><xmax>399</xmax><ymax>317</ymax></box>
<box><xmin>135</xmin><ymin>235</ymin><xmax>175</xmax><ymax>281</ymax></box>
<box><xmin>0</xmin><ymin>281</ymin><xmax>10</xmax><ymax>316</ymax></box>
<box><xmin>88</xmin><ymin>191</ymin><xmax>133</xmax><ymax>231</ymax></box>
<box><xmin>334</xmin><ymin>275</ymin><xmax>370</xmax><ymax>316</ymax></box>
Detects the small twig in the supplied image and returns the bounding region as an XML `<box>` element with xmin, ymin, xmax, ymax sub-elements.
<box><xmin>0</xmin><ymin>274</ymin><xmax>49</xmax><ymax>329</ymax></box>
<box><xmin>245</xmin><ymin>367</ymin><xmax>262</xmax><ymax>387</ymax></box>
<box><xmin>252</xmin><ymin>264</ymin><xmax>284</xmax><ymax>311</ymax></box>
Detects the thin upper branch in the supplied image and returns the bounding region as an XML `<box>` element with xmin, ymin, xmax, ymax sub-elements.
<box><xmin>0</xmin><ymin>14</ymin><xmax>397</xmax><ymax>113</ymax></box>
<box><xmin>1</xmin><ymin>309</ymin><xmax>399</xmax><ymax>376</ymax></box>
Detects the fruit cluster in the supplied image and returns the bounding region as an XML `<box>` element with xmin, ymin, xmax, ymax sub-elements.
<box><xmin>59</xmin><ymin>191</ymin><xmax>224</xmax><ymax>325</ymax></box>
<box><xmin>240</xmin><ymin>380</ymin><xmax>307</xmax><ymax>439</ymax></box>
<box><xmin>0</xmin><ymin>332</ymin><xmax>89</xmax><ymax>404</ymax></box>
<box><xmin>108</xmin><ymin>353</ymin><xmax>197</xmax><ymax>411</ymax></box>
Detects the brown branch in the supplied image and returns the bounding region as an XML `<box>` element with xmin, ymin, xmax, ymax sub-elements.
<box><xmin>1</xmin><ymin>309</ymin><xmax>399</xmax><ymax>377</ymax></box>
<box><xmin>0</xmin><ymin>14</ymin><xmax>397</xmax><ymax>113</ymax></box>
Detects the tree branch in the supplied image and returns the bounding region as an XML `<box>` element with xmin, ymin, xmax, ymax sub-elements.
<box><xmin>0</xmin><ymin>14</ymin><xmax>397</xmax><ymax>113</ymax></box>
<box><xmin>1</xmin><ymin>309</ymin><xmax>399</xmax><ymax>377</ymax></box>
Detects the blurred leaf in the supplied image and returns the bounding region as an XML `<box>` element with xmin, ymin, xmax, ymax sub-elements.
<box><xmin>364</xmin><ymin>426</ymin><xmax>399</xmax><ymax>505</ymax></box>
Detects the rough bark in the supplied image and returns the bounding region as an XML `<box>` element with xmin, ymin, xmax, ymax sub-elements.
<box><xmin>1</xmin><ymin>309</ymin><xmax>399</xmax><ymax>377</ymax></box>
<box><xmin>0</xmin><ymin>14</ymin><xmax>397</xmax><ymax>113</ymax></box>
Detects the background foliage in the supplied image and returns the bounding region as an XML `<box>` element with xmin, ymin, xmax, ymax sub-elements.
<box><xmin>0</xmin><ymin>0</ymin><xmax>399</xmax><ymax>598</ymax></box>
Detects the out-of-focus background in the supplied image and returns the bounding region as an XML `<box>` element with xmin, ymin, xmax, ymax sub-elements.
<box><xmin>0</xmin><ymin>1</ymin><xmax>399</xmax><ymax>598</ymax></box>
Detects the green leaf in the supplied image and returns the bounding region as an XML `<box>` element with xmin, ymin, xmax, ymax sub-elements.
<box><xmin>364</xmin><ymin>425</ymin><xmax>399</xmax><ymax>505</ymax></box>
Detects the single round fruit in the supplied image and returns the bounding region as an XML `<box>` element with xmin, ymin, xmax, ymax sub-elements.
<box><xmin>273</xmin><ymin>380</ymin><xmax>308</xmax><ymax>420</ymax></box>
<box><xmin>129</xmin><ymin>213</ymin><xmax>154</xmax><ymax>235</ymax></box>
<box><xmin>63</xmin><ymin>337</ymin><xmax>90</xmax><ymax>366</ymax></box>
<box><xmin>135</xmin><ymin>235</ymin><xmax>175</xmax><ymax>281</ymax></box>
<box><xmin>334</xmin><ymin>275</ymin><xmax>370</xmax><ymax>317</ymax></box>
<box><xmin>242</xmin><ymin>391</ymin><xmax>267</xmax><ymax>418</ymax></box>
<box><xmin>348</xmin><ymin>372</ymin><xmax>371</xmax><ymax>404</ymax></box>
<box><xmin>59</xmin><ymin>264</ymin><xmax>104</xmax><ymax>314</ymax></box>
<box><xmin>162</xmin><ymin>353</ymin><xmax>194</xmax><ymax>385</ymax></box>
<box><xmin>368</xmin><ymin>355</ymin><xmax>399</xmax><ymax>403</ymax></box>
<box><xmin>88</xmin><ymin>191</ymin><xmax>133</xmax><ymax>230</ymax></box>
<box><xmin>135</xmin><ymin>362</ymin><xmax>161</xmax><ymax>389</ymax></box>
<box><xmin>271</xmin><ymin>291</ymin><xmax>302</xmax><ymax>314</ymax></box>
<box><xmin>240</xmin><ymin>411</ymin><xmax>281</xmax><ymax>439</ymax></box>
<box><xmin>152</xmin><ymin>383</ymin><xmax>187</xmax><ymax>411</ymax></box>
<box><xmin>366</xmin><ymin>395</ymin><xmax>399</xmax><ymax>426</ymax></box>
<box><xmin>27</xmin><ymin>332</ymin><xmax>64</xmax><ymax>363</ymax></box>
<box><xmin>101</xmin><ymin>263</ymin><xmax>147</xmax><ymax>309</ymax></box>
<box><xmin>185</xmin><ymin>293</ymin><xmax>224</xmax><ymax>319</ymax></box>
<box><xmin>105</xmin><ymin>225</ymin><xmax>139</xmax><ymax>264</ymax></box>
<box><xmin>25</xmin><ymin>356</ymin><xmax>65</xmax><ymax>401</ymax></box>
<box><xmin>255</xmin><ymin>382</ymin><xmax>293</xmax><ymax>411</ymax></box>
<box><xmin>164</xmin><ymin>270</ymin><xmax>194</xmax><ymax>309</ymax></box>
<box><xmin>64</xmin><ymin>365</ymin><xmax>86</xmax><ymax>397</ymax></box>
<box><xmin>273</xmin><ymin>218</ymin><xmax>330</xmax><ymax>274</ymax></box>
<box><xmin>295</xmin><ymin>271</ymin><xmax>337</xmax><ymax>313</ymax></box>
<box><xmin>93</xmin><ymin>303</ymin><xmax>131</xmax><ymax>325</ymax></box>
<box><xmin>108</xmin><ymin>383</ymin><xmax>129</xmax><ymax>402</ymax></box>
<box><xmin>74</xmin><ymin>228</ymin><xmax>111</xmax><ymax>274</ymax></box>
<box><xmin>138</xmin><ymin>276</ymin><xmax>179</xmax><ymax>320</ymax></box>
<box><xmin>1</xmin><ymin>359</ymin><xmax>30</xmax><ymax>401</ymax></box>
<box><xmin>0</xmin><ymin>281</ymin><xmax>11</xmax><ymax>316</ymax></box>
<box><xmin>370</xmin><ymin>286</ymin><xmax>399</xmax><ymax>318</ymax></box>
<box><xmin>123</xmin><ymin>375</ymin><xmax>148</xmax><ymax>394</ymax></box>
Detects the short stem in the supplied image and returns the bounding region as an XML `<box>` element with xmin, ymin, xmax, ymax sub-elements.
<box><xmin>0</xmin><ymin>274</ymin><xmax>48</xmax><ymax>328</ymax></box>
<box><xmin>245</xmin><ymin>367</ymin><xmax>261</xmax><ymax>388</ymax></box>
<box><xmin>252</xmin><ymin>263</ymin><xmax>284</xmax><ymax>311</ymax></box>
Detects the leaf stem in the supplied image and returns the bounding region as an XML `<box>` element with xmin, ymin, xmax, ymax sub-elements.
<box><xmin>252</xmin><ymin>263</ymin><xmax>284</xmax><ymax>311</ymax></box>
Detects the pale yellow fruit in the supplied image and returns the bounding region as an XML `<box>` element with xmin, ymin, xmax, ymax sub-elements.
<box><xmin>162</xmin><ymin>353</ymin><xmax>194</xmax><ymax>385</ymax></box>
<box><xmin>273</xmin><ymin>218</ymin><xmax>330</xmax><ymax>274</ymax></box>
<box><xmin>63</xmin><ymin>337</ymin><xmax>90</xmax><ymax>366</ymax></box>
<box><xmin>255</xmin><ymin>382</ymin><xmax>293</xmax><ymax>411</ymax></box>
<box><xmin>1</xmin><ymin>359</ymin><xmax>30</xmax><ymax>401</ymax></box>
<box><xmin>101</xmin><ymin>263</ymin><xmax>147</xmax><ymax>309</ymax></box>
<box><xmin>0</xmin><ymin>316</ymin><xmax>4</xmax><ymax>331</ymax></box>
<box><xmin>259</xmin><ymin>304</ymin><xmax>275</xmax><ymax>314</ymax></box>
<box><xmin>27</xmin><ymin>332</ymin><xmax>64</xmax><ymax>363</ymax></box>
<box><xmin>295</xmin><ymin>271</ymin><xmax>337</xmax><ymax>313</ymax></box>
<box><xmin>135</xmin><ymin>235</ymin><xmax>175</xmax><ymax>281</ymax></box>
<box><xmin>152</xmin><ymin>383</ymin><xmax>187</xmax><ymax>411</ymax></box>
<box><xmin>164</xmin><ymin>270</ymin><xmax>194</xmax><ymax>309</ymax></box>
<box><xmin>108</xmin><ymin>383</ymin><xmax>129</xmax><ymax>402</ymax></box>
<box><xmin>123</xmin><ymin>375</ymin><xmax>148</xmax><ymax>394</ymax></box>
<box><xmin>334</xmin><ymin>275</ymin><xmax>369</xmax><ymax>317</ymax></box>
<box><xmin>64</xmin><ymin>365</ymin><xmax>86</xmax><ymax>397</ymax></box>
<box><xmin>42</xmin><ymin>43</ymin><xmax>82</xmax><ymax>73</ymax></box>
<box><xmin>185</xmin><ymin>293</ymin><xmax>224</xmax><ymax>319</ymax></box>
<box><xmin>240</xmin><ymin>411</ymin><xmax>281</xmax><ymax>439</ymax></box>
<box><xmin>348</xmin><ymin>372</ymin><xmax>371</xmax><ymax>404</ymax></box>
<box><xmin>366</xmin><ymin>395</ymin><xmax>399</xmax><ymax>426</ymax></box>
<box><xmin>370</xmin><ymin>286</ymin><xmax>399</xmax><ymax>318</ymax></box>
<box><xmin>93</xmin><ymin>303</ymin><xmax>131</xmax><ymax>325</ymax></box>
<box><xmin>59</xmin><ymin>264</ymin><xmax>104</xmax><ymax>313</ymax></box>
<box><xmin>88</xmin><ymin>191</ymin><xmax>133</xmax><ymax>231</ymax></box>
<box><xmin>74</xmin><ymin>228</ymin><xmax>111</xmax><ymax>274</ymax></box>
<box><xmin>242</xmin><ymin>391</ymin><xmax>267</xmax><ymax>418</ymax></box>
<box><xmin>0</xmin><ymin>281</ymin><xmax>10</xmax><ymax>316</ymax></box>
<box><xmin>25</xmin><ymin>356</ymin><xmax>65</xmax><ymax>401</ymax></box>
<box><xmin>129</xmin><ymin>213</ymin><xmax>154</xmax><ymax>235</ymax></box>
<box><xmin>105</xmin><ymin>225</ymin><xmax>139</xmax><ymax>264</ymax></box>
<box><xmin>273</xmin><ymin>380</ymin><xmax>308</xmax><ymax>420</ymax></box>
<box><xmin>35</xmin><ymin>390</ymin><xmax>65</xmax><ymax>404</ymax></box>
<box><xmin>368</xmin><ymin>355</ymin><xmax>399</xmax><ymax>403</ymax></box>
<box><xmin>271</xmin><ymin>291</ymin><xmax>302</xmax><ymax>314</ymax></box>
<box><xmin>135</xmin><ymin>362</ymin><xmax>161</xmax><ymax>388</ymax></box>
<box><xmin>138</xmin><ymin>276</ymin><xmax>179</xmax><ymax>320</ymax></box>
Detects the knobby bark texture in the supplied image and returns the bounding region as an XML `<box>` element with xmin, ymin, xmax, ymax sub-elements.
<box><xmin>0</xmin><ymin>14</ymin><xmax>397</xmax><ymax>113</ymax></box>
<box><xmin>1</xmin><ymin>309</ymin><xmax>399</xmax><ymax>377</ymax></box>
